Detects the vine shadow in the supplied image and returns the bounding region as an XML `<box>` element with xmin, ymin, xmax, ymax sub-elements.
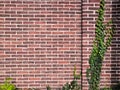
<box><xmin>111</xmin><ymin>0</ymin><xmax>120</xmax><ymax>89</ymax></box>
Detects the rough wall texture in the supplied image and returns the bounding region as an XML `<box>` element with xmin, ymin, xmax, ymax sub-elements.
<box><xmin>0</xmin><ymin>0</ymin><xmax>119</xmax><ymax>90</ymax></box>
<box><xmin>0</xmin><ymin>0</ymin><xmax>81</xmax><ymax>89</ymax></box>
<box><xmin>82</xmin><ymin>0</ymin><xmax>120</xmax><ymax>90</ymax></box>
<box><xmin>111</xmin><ymin>0</ymin><xmax>120</xmax><ymax>86</ymax></box>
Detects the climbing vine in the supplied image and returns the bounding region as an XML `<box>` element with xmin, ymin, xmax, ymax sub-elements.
<box><xmin>86</xmin><ymin>0</ymin><xmax>113</xmax><ymax>90</ymax></box>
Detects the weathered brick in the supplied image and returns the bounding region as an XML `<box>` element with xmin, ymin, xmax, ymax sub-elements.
<box><xmin>0</xmin><ymin>0</ymin><xmax>118</xmax><ymax>90</ymax></box>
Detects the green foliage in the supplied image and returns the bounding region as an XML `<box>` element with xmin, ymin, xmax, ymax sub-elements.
<box><xmin>62</xmin><ymin>80</ymin><xmax>80</xmax><ymax>90</ymax></box>
<box><xmin>86</xmin><ymin>0</ymin><xmax>113</xmax><ymax>90</ymax></box>
<box><xmin>101</xmin><ymin>88</ymin><xmax>112</xmax><ymax>90</ymax></box>
<box><xmin>62</xmin><ymin>66</ymin><xmax>81</xmax><ymax>90</ymax></box>
<box><xmin>46</xmin><ymin>85</ymin><xmax>51</xmax><ymax>90</ymax></box>
<box><xmin>73</xmin><ymin>66</ymin><xmax>81</xmax><ymax>80</ymax></box>
<box><xmin>0</xmin><ymin>78</ymin><xmax>16</xmax><ymax>90</ymax></box>
<box><xmin>47</xmin><ymin>66</ymin><xmax>81</xmax><ymax>90</ymax></box>
<box><xmin>101</xmin><ymin>84</ymin><xmax>120</xmax><ymax>90</ymax></box>
<box><xmin>111</xmin><ymin>83</ymin><xmax>120</xmax><ymax>90</ymax></box>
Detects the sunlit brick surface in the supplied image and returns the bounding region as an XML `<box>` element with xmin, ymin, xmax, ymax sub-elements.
<box><xmin>0</xmin><ymin>0</ymin><xmax>81</xmax><ymax>89</ymax></box>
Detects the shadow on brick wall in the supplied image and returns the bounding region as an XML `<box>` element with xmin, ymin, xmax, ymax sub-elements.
<box><xmin>111</xmin><ymin>0</ymin><xmax>120</xmax><ymax>89</ymax></box>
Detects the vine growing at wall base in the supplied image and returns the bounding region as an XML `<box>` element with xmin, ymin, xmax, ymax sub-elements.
<box><xmin>86</xmin><ymin>0</ymin><xmax>113</xmax><ymax>90</ymax></box>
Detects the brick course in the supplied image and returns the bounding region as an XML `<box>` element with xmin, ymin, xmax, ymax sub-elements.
<box><xmin>0</xmin><ymin>0</ymin><xmax>119</xmax><ymax>90</ymax></box>
<box><xmin>82</xmin><ymin>0</ymin><xmax>120</xmax><ymax>90</ymax></box>
<box><xmin>0</xmin><ymin>0</ymin><xmax>81</xmax><ymax>89</ymax></box>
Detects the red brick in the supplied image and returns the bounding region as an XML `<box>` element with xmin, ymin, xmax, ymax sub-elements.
<box><xmin>89</xmin><ymin>0</ymin><xmax>100</xmax><ymax>2</ymax></box>
<box><xmin>0</xmin><ymin>0</ymin><xmax>118</xmax><ymax>90</ymax></box>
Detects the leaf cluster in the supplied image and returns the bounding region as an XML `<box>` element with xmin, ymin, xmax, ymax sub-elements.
<box><xmin>86</xmin><ymin>0</ymin><xmax>113</xmax><ymax>90</ymax></box>
<box><xmin>0</xmin><ymin>78</ymin><xmax>16</xmax><ymax>90</ymax></box>
<box><xmin>62</xmin><ymin>66</ymin><xmax>81</xmax><ymax>90</ymax></box>
<box><xmin>47</xmin><ymin>66</ymin><xmax>81</xmax><ymax>90</ymax></box>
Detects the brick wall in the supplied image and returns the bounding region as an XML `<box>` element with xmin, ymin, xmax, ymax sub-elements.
<box><xmin>111</xmin><ymin>0</ymin><xmax>120</xmax><ymax>86</ymax></box>
<box><xmin>0</xmin><ymin>0</ymin><xmax>119</xmax><ymax>90</ymax></box>
<box><xmin>82</xmin><ymin>0</ymin><xmax>100</xmax><ymax>89</ymax></box>
<box><xmin>0</xmin><ymin>0</ymin><xmax>81</xmax><ymax>89</ymax></box>
<box><xmin>82</xmin><ymin>0</ymin><xmax>120</xmax><ymax>90</ymax></box>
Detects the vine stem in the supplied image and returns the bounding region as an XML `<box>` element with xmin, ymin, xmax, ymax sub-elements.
<box><xmin>87</xmin><ymin>0</ymin><xmax>113</xmax><ymax>90</ymax></box>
